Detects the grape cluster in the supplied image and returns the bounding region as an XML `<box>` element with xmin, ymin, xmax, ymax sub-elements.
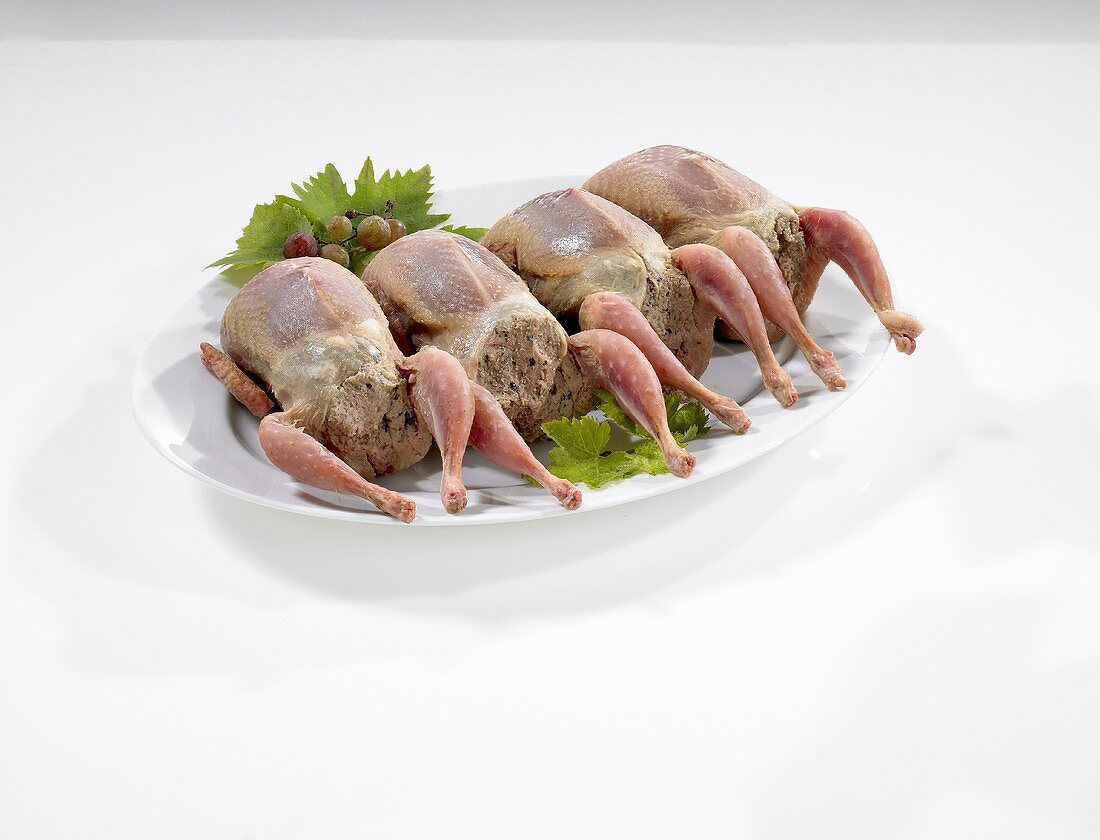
<box><xmin>283</xmin><ymin>212</ymin><xmax>408</xmax><ymax>269</ymax></box>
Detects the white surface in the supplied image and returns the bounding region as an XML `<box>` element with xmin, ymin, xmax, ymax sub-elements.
<box><xmin>8</xmin><ymin>0</ymin><xmax>1099</xmax><ymax>42</ymax></box>
<box><xmin>2</xmin><ymin>39</ymin><xmax>1099</xmax><ymax>839</ymax></box>
<box><xmin>135</xmin><ymin>175</ymin><xmax>888</xmax><ymax>525</ymax></box>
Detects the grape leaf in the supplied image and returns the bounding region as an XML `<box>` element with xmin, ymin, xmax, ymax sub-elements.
<box><xmin>289</xmin><ymin>163</ymin><xmax>353</xmax><ymax>226</ymax></box>
<box><xmin>440</xmin><ymin>224</ymin><xmax>488</xmax><ymax>241</ymax></box>
<box><xmin>594</xmin><ymin>389</ymin><xmax>642</xmax><ymax>436</ymax></box>
<box><xmin>666</xmin><ymin>394</ymin><xmax>710</xmax><ymax>442</ymax></box>
<box><xmin>594</xmin><ymin>389</ymin><xmax>711</xmax><ymax>444</ymax></box>
<box><xmin>543</xmin><ymin>415</ymin><xmax>611</xmax><ymax>461</ymax></box>
<box><xmin>349</xmin><ymin>248</ymin><xmax>381</xmax><ymax>277</ymax></box>
<box><xmin>210</xmin><ymin>156</ymin><xmax>488</xmax><ymax>275</ymax></box>
<box><xmin>207</xmin><ymin>199</ymin><xmax>313</xmax><ymax>270</ymax></box>
<box><xmin>540</xmin><ymin>417</ymin><xmax>636</xmax><ymax>489</ymax></box>
<box><xmin>540</xmin><ymin>416</ymin><xmax>668</xmax><ymax>488</ymax></box>
<box><xmin>540</xmin><ymin>392</ymin><xmax>712</xmax><ymax>489</ymax></box>
<box><xmin>350</xmin><ymin>159</ymin><xmax>450</xmax><ymax>233</ymax></box>
<box><xmin>629</xmin><ymin>439</ymin><xmax>676</xmax><ymax>472</ymax></box>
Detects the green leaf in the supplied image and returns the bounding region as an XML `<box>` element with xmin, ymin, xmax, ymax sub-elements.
<box><xmin>542</xmin><ymin>415</ymin><xmax>611</xmax><ymax>461</ymax></box>
<box><xmin>548</xmin><ymin>444</ymin><xmax>640</xmax><ymax>489</ymax></box>
<box><xmin>350</xmin><ymin>159</ymin><xmax>450</xmax><ymax>233</ymax></box>
<box><xmin>211</xmin><ymin>156</ymin><xmax>490</xmax><ymax>276</ymax></box>
<box><xmin>207</xmin><ymin>199</ymin><xmax>313</xmax><ymax>271</ymax></box>
<box><xmin>540</xmin><ymin>416</ymin><xmax>630</xmax><ymax>488</ymax></box>
<box><xmin>630</xmin><ymin>439</ymin><xmax>674</xmax><ymax>473</ymax></box>
<box><xmin>540</xmin><ymin>391</ymin><xmax>712</xmax><ymax>488</ymax></box>
<box><xmin>594</xmin><ymin>389</ymin><xmax>642</xmax><ymax>436</ymax></box>
<box><xmin>536</xmin><ymin>415</ymin><xmax>664</xmax><ymax>489</ymax></box>
<box><xmin>595</xmin><ymin>388</ymin><xmax>711</xmax><ymax>444</ymax></box>
<box><xmin>542</xmin><ymin>429</ymin><xmax>670</xmax><ymax>489</ymax></box>
<box><xmin>440</xmin><ymin>224</ymin><xmax>488</xmax><ymax>241</ymax></box>
<box><xmin>290</xmin><ymin>163</ymin><xmax>353</xmax><ymax>225</ymax></box>
<box><xmin>668</xmin><ymin>397</ymin><xmax>711</xmax><ymax>442</ymax></box>
<box><xmin>349</xmin><ymin>247</ymin><xmax>381</xmax><ymax>277</ymax></box>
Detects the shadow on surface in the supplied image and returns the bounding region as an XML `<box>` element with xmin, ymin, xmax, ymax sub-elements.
<box><xmin>13</xmin><ymin>291</ymin><xmax>1100</xmax><ymax>690</ymax></box>
<box><xmin>17</xmin><ymin>312</ymin><xmax>1097</xmax><ymax>627</ymax></box>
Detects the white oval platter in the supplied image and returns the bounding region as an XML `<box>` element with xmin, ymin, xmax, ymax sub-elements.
<box><xmin>132</xmin><ymin>176</ymin><xmax>890</xmax><ymax>525</ymax></box>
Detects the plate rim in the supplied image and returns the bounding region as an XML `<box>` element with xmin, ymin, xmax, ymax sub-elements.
<box><xmin>131</xmin><ymin>177</ymin><xmax>891</xmax><ymax>526</ymax></box>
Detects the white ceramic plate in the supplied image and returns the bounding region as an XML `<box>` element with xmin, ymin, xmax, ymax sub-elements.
<box><xmin>133</xmin><ymin>176</ymin><xmax>890</xmax><ymax>525</ymax></box>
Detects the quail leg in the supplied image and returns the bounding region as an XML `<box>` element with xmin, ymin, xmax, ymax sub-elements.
<box><xmin>671</xmin><ymin>244</ymin><xmax>799</xmax><ymax>407</ymax></box>
<box><xmin>709</xmin><ymin>227</ymin><xmax>845</xmax><ymax>390</ymax></box>
<box><xmin>400</xmin><ymin>347</ymin><xmax>474</xmax><ymax>514</ymax></box>
<box><xmin>467</xmin><ymin>382</ymin><xmax>582</xmax><ymax>510</ymax></box>
<box><xmin>577</xmin><ymin>291</ymin><xmax>750</xmax><ymax>434</ymax></box>
<box><xmin>797</xmin><ymin>207</ymin><xmax>924</xmax><ymax>354</ymax></box>
<box><xmin>568</xmin><ymin>329</ymin><xmax>695</xmax><ymax>478</ymax></box>
<box><xmin>258</xmin><ymin>413</ymin><xmax>416</xmax><ymax>522</ymax></box>
<box><xmin>199</xmin><ymin>342</ymin><xmax>274</xmax><ymax>417</ymax></box>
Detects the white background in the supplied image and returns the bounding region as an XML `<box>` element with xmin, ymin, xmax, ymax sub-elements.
<box><xmin>2</xmin><ymin>10</ymin><xmax>1099</xmax><ymax>839</ymax></box>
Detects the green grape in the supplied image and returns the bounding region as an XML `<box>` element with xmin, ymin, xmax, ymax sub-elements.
<box><xmin>326</xmin><ymin>215</ymin><xmax>354</xmax><ymax>241</ymax></box>
<box><xmin>319</xmin><ymin>243</ymin><xmax>350</xmax><ymax>268</ymax></box>
<box><xmin>283</xmin><ymin>232</ymin><xmax>319</xmax><ymax>259</ymax></box>
<box><xmin>356</xmin><ymin>215</ymin><xmax>391</xmax><ymax>250</ymax></box>
<box><xmin>387</xmin><ymin>218</ymin><xmax>408</xmax><ymax>241</ymax></box>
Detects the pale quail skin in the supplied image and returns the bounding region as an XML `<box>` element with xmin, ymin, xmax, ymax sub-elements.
<box><xmin>585</xmin><ymin>145</ymin><xmax>811</xmax><ymax>328</ymax></box>
<box><xmin>204</xmin><ymin>256</ymin><xmax>586</xmax><ymax>520</ymax></box>
<box><xmin>482</xmin><ymin>188</ymin><xmax>715</xmax><ymax>376</ymax></box>
<box><xmin>195</xmin><ymin>145</ymin><xmax>921</xmax><ymax>520</ymax></box>
<box><xmin>364</xmin><ymin>230</ymin><xmax>701</xmax><ymax>475</ymax></box>
<box><xmin>483</xmin><ymin>175</ymin><xmax>855</xmax><ymax>408</ymax></box>
<box><xmin>585</xmin><ymin>145</ymin><xmax>924</xmax><ymax>356</ymax></box>
<box><xmin>364</xmin><ymin>230</ymin><xmax>590</xmax><ymax>440</ymax></box>
<box><xmin>220</xmin><ymin>257</ymin><xmax>431</xmax><ymax>477</ymax></box>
